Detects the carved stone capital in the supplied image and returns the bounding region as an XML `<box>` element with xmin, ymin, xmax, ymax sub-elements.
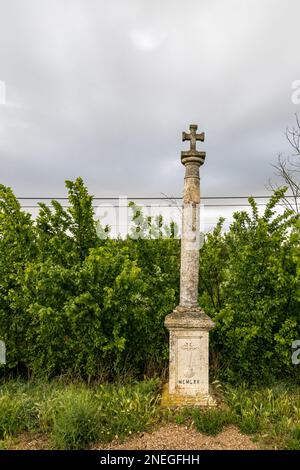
<box><xmin>181</xmin><ymin>151</ymin><xmax>206</xmax><ymax>167</ymax></box>
<box><xmin>165</xmin><ymin>306</ymin><xmax>215</xmax><ymax>331</ymax></box>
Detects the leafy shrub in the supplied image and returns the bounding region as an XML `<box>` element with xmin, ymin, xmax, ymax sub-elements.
<box><xmin>0</xmin><ymin>179</ymin><xmax>178</xmax><ymax>379</ymax></box>
<box><xmin>199</xmin><ymin>189</ymin><xmax>300</xmax><ymax>382</ymax></box>
<box><xmin>0</xmin><ymin>178</ymin><xmax>299</xmax><ymax>383</ymax></box>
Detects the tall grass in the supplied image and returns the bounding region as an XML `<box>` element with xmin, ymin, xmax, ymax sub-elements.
<box><xmin>0</xmin><ymin>378</ymin><xmax>160</xmax><ymax>449</ymax></box>
<box><xmin>1</xmin><ymin>379</ymin><xmax>300</xmax><ymax>449</ymax></box>
<box><xmin>168</xmin><ymin>382</ymin><xmax>300</xmax><ymax>449</ymax></box>
<box><xmin>225</xmin><ymin>383</ymin><xmax>300</xmax><ymax>448</ymax></box>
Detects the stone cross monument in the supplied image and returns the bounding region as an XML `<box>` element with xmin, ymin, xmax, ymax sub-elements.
<box><xmin>162</xmin><ymin>124</ymin><xmax>215</xmax><ymax>407</ymax></box>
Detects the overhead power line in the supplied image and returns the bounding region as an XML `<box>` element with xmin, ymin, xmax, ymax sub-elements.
<box><xmin>19</xmin><ymin>203</ymin><xmax>299</xmax><ymax>209</ymax></box>
<box><xmin>16</xmin><ymin>195</ymin><xmax>299</xmax><ymax>200</ymax></box>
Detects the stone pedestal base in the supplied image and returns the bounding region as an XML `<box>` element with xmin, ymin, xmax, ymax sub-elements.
<box><xmin>163</xmin><ymin>306</ymin><xmax>216</xmax><ymax>407</ymax></box>
<box><xmin>161</xmin><ymin>383</ymin><xmax>216</xmax><ymax>408</ymax></box>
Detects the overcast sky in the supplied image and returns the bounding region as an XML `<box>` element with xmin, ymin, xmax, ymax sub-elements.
<box><xmin>0</xmin><ymin>0</ymin><xmax>300</xmax><ymax>199</ymax></box>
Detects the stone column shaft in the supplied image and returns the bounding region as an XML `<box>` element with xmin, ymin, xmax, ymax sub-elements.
<box><xmin>180</xmin><ymin>163</ymin><xmax>200</xmax><ymax>307</ymax></box>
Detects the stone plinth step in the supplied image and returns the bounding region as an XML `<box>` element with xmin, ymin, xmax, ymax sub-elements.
<box><xmin>161</xmin><ymin>383</ymin><xmax>217</xmax><ymax>408</ymax></box>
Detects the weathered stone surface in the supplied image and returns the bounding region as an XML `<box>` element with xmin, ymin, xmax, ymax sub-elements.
<box><xmin>165</xmin><ymin>308</ymin><xmax>215</xmax><ymax>399</ymax></box>
<box><xmin>163</xmin><ymin>124</ymin><xmax>215</xmax><ymax>407</ymax></box>
<box><xmin>165</xmin><ymin>306</ymin><xmax>215</xmax><ymax>330</ymax></box>
<box><xmin>161</xmin><ymin>383</ymin><xmax>216</xmax><ymax>408</ymax></box>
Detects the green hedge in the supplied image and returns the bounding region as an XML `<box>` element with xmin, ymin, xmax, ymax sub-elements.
<box><xmin>0</xmin><ymin>179</ymin><xmax>299</xmax><ymax>383</ymax></box>
<box><xmin>199</xmin><ymin>191</ymin><xmax>300</xmax><ymax>382</ymax></box>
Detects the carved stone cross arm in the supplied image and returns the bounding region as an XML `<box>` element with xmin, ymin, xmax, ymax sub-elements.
<box><xmin>181</xmin><ymin>124</ymin><xmax>206</xmax><ymax>165</ymax></box>
<box><xmin>182</xmin><ymin>124</ymin><xmax>205</xmax><ymax>152</ymax></box>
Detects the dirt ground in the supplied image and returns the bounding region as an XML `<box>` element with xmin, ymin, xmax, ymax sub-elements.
<box><xmin>3</xmin><ymin>434</ymin><xmax>49</xmax><ymax>450</ymax></box>
<box><xmin>5</xmin><ymin>424</ymin><xmax>259</xmax><ymax>450</ymax></box>
<box><xmin>94</xmin><ymin>424</ymin><xmax>258</xmax><ymax>451</ymax></box>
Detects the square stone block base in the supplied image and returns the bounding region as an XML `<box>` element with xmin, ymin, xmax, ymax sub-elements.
<box><xmin>164</xmin><ymin>306</ymin><xmax>216</xmax><ymax>407</ymax></box>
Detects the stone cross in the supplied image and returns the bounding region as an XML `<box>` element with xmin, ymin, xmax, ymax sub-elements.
<box><xmin>182</xmin><ymin>341</ymin><xmax>197</xmax><ymax>379</ymax></box>
<box><xmin>163</xmin><ymin>124</ymin><xmax>215</xmax><ymax>407</ymax></box>
<box><xmin>182</xmin><ymin>124</ymin><xmax>205</xmax><ymax>153</ymax></box>
<box><xmin>182</xmin><ymin>340</ymin><xmax>197</xmax><ymax>351</ymax></box>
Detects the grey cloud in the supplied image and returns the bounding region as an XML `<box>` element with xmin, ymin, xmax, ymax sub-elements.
<box><xmin>0</xmin><ymin>0</ymin><xmax>299</xmax><ymax>200</ymax></box>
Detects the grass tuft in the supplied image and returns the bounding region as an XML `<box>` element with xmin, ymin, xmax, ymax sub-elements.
<box><xmin>192</xmin><ymin>408</ymin><xmax>234</xmax><ymax>436</ymax></box>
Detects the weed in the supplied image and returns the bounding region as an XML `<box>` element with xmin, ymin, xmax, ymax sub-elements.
<box><xmin>192</xmin><ymin>408</ymin><xmax>234</xmax><ymax>436</ymax></box>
